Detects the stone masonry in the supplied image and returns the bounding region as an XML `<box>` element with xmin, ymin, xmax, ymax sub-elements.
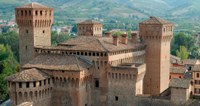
<box><xmin>6</xmin><ymin>2</ymin><xmax>177</xmax><ymax>106</ymax></box>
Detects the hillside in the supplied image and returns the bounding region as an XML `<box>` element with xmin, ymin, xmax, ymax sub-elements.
<box><xmin>1</xmin><ymin>0</ymin><xmax>200</xmax><ymax>19</ymax></box>
<box><xmin>1</xmin><ymin>0</ymin><xmax>200</xmax><ymax>32</ymax></box>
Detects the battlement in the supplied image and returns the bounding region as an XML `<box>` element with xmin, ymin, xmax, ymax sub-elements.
<box><xmin>15</xmin><ymin>3</ymin><xmax>53</xmax><ymax>28</ymax></box>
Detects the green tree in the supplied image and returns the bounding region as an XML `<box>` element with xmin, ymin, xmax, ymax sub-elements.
<box><xmin>112</xmin><ymin>31</ymin><xmax>124</xmax><ymax>36</ymax></box>
<box><xmin>51</xmin><ymin>31</ymin><xmax>58</xmax><ymax>46</ymax></box>
<box><xmin>0</xmin><ymin>45</ymin><xmax>18</xmax><ymax>101</ymax></box>
<box><xmin>51</xmin><ymin>31</ymin><xmax>71</xmax><ymax>46</ymax></box>
<box><xmin>176</xmin><ymin>46</ymin><xmax>189</xmax><ymax>60</ymax></box>
<box><xmin>58</xmin><ymin>33</ymin><xmax>71</xmax><ymax>43</ymax></box>
<box><xmin>0</xmin><ymin>31</ymin><xmax>19</xmax><ymax>61</ymax></box>
<box><xmin>171</xmin><ymin>32</ymin><xmax>200</xmax><ymax>59</ymax></box>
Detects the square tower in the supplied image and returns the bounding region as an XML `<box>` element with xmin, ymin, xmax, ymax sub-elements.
<box><xmin>15</xmin><ymin>3</ymin><xmax>53</xmax><ymax>66</ymax></box>
<box><xmin>77</xmin><ymin>20</ymin><xmax>103</xmax><ymax>36</ymax></box>
<box><xmin>139</xmin><ymin>16</ymin><xmax>174</xmax><ymax>95</ymax></box>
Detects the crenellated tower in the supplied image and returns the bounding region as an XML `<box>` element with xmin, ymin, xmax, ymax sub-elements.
<box><xmin>15</xmin><ymin>2</ymin><xmax>53</xmax><ymax>66</ymax></box>
<box><xmin>77</xmin><ymin>20</ymin><xmax>103</xmax><ymax>37</ymax></box>
<box><xmin>139</xmin><ymin>16</ymin><xmax>173</xmax><ymax>95</ymax></box>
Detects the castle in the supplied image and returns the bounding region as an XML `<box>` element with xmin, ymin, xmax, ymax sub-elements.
<box><xmin>5</xmin><ymin>3</ymin><xmax>175</xmax><ymax>106</ymax></box>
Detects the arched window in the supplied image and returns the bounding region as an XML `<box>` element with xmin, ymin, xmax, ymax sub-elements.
<box><xmin>39</xmin><ymin>91</ymin><xmax>41</xmax><ymax>98</ymax></box>
<box><xmin>21</xmin><ymin>10</ymin><xmax>23</xmax><ymax>16</ymax></box>
<box><xmin>163</xmin><ymin>28</ymin><xmax>166</xmax><ymax>32</ymax></box>
<box><xmin>25</xmin><ymin>10</ymin><xmax>27</xmax><ymax>16</ymax></box>
<box><xmin>40</xmin><ymin>10</ymin><xmax>42</xmax><ymax>16</ymax></box>
<box><xmin>35</xmin><ymin>91</ymin><xmax>37</xmax><ymax>98</ymax></box>
<box><xmin>24</xmin><ymin>92</ymin><xmax>28</xmax><ymax>100</ymax></box>
<box><xmin>30</xmin><ymin>91</ymin><xmax>33</xmax><ymax>99</ymax></box>
<box><xmin>29</xmin><ymin>10</ymin><xmax>31</xmax><ymax>15</ymax></box>
<box><xmin>35</xmin><ymin>10</ymin><xmax>38</xmax><ymax>16</ymax></box>
<box><xmin>19</xmin><ymin>92</ymin><xmax>22</xmax><ymax>99</ymax></box>
<box><xmin>197</xmin><ymin>73</ymin><xmax>199</xmax><ymax>78</ymax></box>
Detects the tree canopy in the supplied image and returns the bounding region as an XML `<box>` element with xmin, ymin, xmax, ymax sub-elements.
<box><xmin>0</xmin><ymin>31</ymin><xmax>19</xmax><ymax>61</ymax></box>
<box><xmin>176</xmin><ymin>46</ymin><xmax>189</xmax><ymax>60</ymax></box>
<box><xmin>0</xmin><ymin>44</ymin><xmax>18</xmax><ymax>101</ymax></box>
<box><xmin>171</xmin><ymin>32</ymin><xmax>200</xmax><ymax>59</ymax></box>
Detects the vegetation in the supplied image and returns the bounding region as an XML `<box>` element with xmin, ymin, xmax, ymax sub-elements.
<box><xmin>0</xmin><ymin>31</ymin><xmax>19</xmax><ymax>61</ymax></box>
<box><xmin>176</xmin><ymin>46</ymin><xmax>189</xmax><ymax>60</ymax></box>
<box><xmin>112</xmin><ymin>31</ymin><xmax>125</xmax><ymax>36</ymax></box>
<box><xmin>51</xmin><ymin>31</ymin><xmax>72</xmax><ymax>46</ymax></box>
<box><xmin>0</xmin><ymin>31</ymin><xmax>19</xmax><ymax>102</ymax></box>
<box><xmin>171</xmin><ymin>32</ymin><xmax>200</xmax><ymax>59</ymax></box>
<box><xmin>2</xmin><ymin>1</ymin><xmax>200</xmax><ymax>32</ymax></box>
<box><xmin>0</xmin><ymin>44</ymin><xmax>18</xmax><ymax>101</ymax></box>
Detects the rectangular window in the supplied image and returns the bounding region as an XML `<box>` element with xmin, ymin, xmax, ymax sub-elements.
<box><xmin>26</xmin><ymin>82</ymin><xmax>29</xmax><ymax>88</ymax></box>
<box><xmin>195</xmin><ymin>80</ymin><xmax>198</xmax><ymax>84</ymax></box>
<box><xmin>33</xmin><ymin>81</ymin><xmax>36</xmax><ymax>87</ymax></box>
<box><xmin>95</xmin><ymin>79</ymin><xmax>99</xmax><ymax>88</ymax></box>
<box><xmin>19</xmin><ymin>82</ymin><xmax>22</xmax><ymax>88</ymax></box>
<box><xmin>195</xmin><ymin>88</ymin><xmax>197</xmax><ymax>93</ymax></box>
<box><xmin>39</xmin><ymin>81</ymin><xmax>42</xmax><ymax>86</ymax></box>
<box><xmin>48</xmin><ymin>78</ymin><xmax>50</xmax><ymax>84</ymax></box>
<box><xmin>115</xmin><ymin>96</ymin><xmax>119</xmax><ymax>101</ymax></box>
<box><xmin>197</xmin><ymin>73</ymin><xmax>199</xmax><ymax>78</ymax></box>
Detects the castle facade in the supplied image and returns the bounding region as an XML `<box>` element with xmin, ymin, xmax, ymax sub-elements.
<box><xmin>6</xmin><ymin>3</ymin><xmax>174</xmax><ymax>106</ymax></box>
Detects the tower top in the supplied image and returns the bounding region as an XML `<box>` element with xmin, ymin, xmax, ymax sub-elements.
<box><xmin>140</xmin><ymin>16</ymin><xmax>173</xmax><ymax>25</ymax></box>
<box><xmin>16</xmin><ymin>2</ymin><xmax>52</xmax><ymax>9</ymax></box>
<box><xmin>78</xmin><ymin>20</ymin><xmax>102</xmax><ymax>25</ymax></box>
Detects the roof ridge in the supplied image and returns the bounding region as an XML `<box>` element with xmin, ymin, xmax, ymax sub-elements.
<box><xmin>17</xmin><ymin>2</ymin><xmax>50</xmax><ymax>9</ymax></box>
<box><xmin>97</xmin><ymin>38</ymin><xmax>109</xmax><ymax>52</ymax></box>
<box><xmin>140</xmin><ymin>16</ymin><xmax>173</xmax><ymax>25</ymax></box>
<box><xmin>75</xmin><ymin>55</ymin><xmax>81</xmax><ymax>70</ymax></box>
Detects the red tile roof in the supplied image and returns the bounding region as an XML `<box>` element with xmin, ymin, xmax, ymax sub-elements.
<box><xmin>16</xmin><ymin>2</ymin><xmax>51</xmax><ymax>9</ymax></box>
<box><xmin>55</xmin><ymin>36</ymin><xmax>145</xmax><ymax>52</ymax></box>
<box><xmin>140</xmin><ymin>16</ymin><xmax>173</xmax><ymax>25</ymax></box>
<box><xmin>6</xmin><ymin>68</ymin><xmax>50</xmax><ymax>82</ymax></box>
<box><xmin>23</xmin><ymin>54</ymin><xmax>92</xmax><ymax>71</ymax></box>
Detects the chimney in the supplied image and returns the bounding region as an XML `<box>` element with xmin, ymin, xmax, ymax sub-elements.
<box><xmin>122</xmin><ymin>34</ymin><xmax>128</xmax><ymax>44</ymax></box>
<box><xmin>113</xmin><ymin>36</ymin><xmax>119</xmax><ymax>46</ymax></box>
<box><xmin>131</xmin><ymin>33</ymin><xmax>137</xmax><ymax>42</ymax></box>
<box><xmin>105</xmin><ymin>32</ymin><xmax>111</xmax><ymax>37</ymax></box>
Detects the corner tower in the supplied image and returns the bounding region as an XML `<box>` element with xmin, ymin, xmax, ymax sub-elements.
<box><xmin>15</xmin><ymin>3</ymin><xmax>53</xmax><ymax>66</ymax></box>
<box><xmin>139</xmin><ymin>16</ymin><xmax>173</xmax><ymax>95</ymax></box>
<box><xmin>77</xmin><ymin>20</ymin><xmax>103</xmax><ymax>36</ymax></box>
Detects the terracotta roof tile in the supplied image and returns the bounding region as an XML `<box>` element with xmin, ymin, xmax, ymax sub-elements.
<box><xmin>170</xmin><ymin>67</ymin><xmax>187</xmax><ymax>74</ymax></box>
<box><xmin>170</xmin><ymin>55</ymin><xmax>181</xmax><ymax>61</ymax></box>
<box><xmin>23</xmin><ymin>54</ymin><xmax>92</xmax><ymax>71</ymax></box>
<box><xmin>55</xmin><ymin>36</ymin><xmax>145</xmax><ymax>52</ymax></box>
<box><xmin>16</xmin><ymin>2</ymin><xmax>51</xmax><ymax>9</ymax></box>
<box><xmin>78</xmin><ymin>20</ymin><xmax>102</xmax><ymax>25</ymax></box>
<box><xmin>192</xmin><ymin>65</ymin><xmax>200</xmax><ymax>71</ymax></box>
<box><xmin>182</xmin><ymin>59</ymin><xmax>200</xmax><ymax>65</ymax></box>
<box><xmin>140</xmin><ymin>16</ymin><xmax>173</xmax><ymax>25</ymax></box>
<box><xmin>169</xmin><ymin>78</ymin><xmax>191</xmax><ymax>89</ymax></box>
<box><xmin>6</xmin><ymin>68</ymin><xmax>50</xmax><ymax>82</ymax></box>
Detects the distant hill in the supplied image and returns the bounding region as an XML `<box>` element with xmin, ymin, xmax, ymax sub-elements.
<box><xmin>1</xmin><ymin>0</ymin><xmax>200</xmax><ymax>18</ymax></box>
<box><xmin>1</xmin><ymin>0</ymin><xmax>200</xmax><ymax>32</ymax></box>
